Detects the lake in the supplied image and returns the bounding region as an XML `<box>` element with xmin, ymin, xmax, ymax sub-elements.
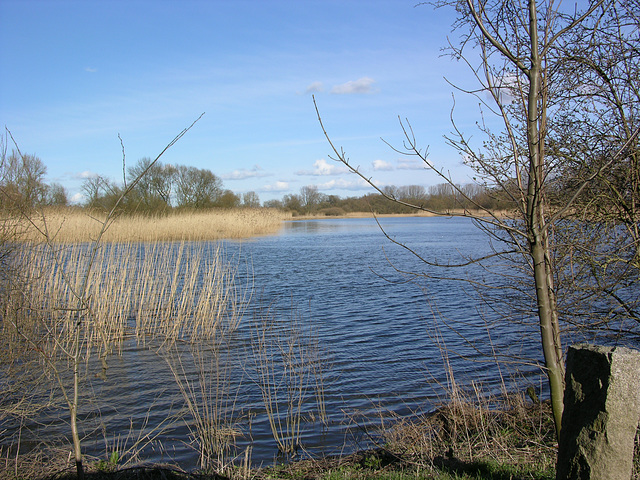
<box><xmin>2</xmin><ymin>216</ymin><xmax>545</xmax><ymax>469</ymax></box>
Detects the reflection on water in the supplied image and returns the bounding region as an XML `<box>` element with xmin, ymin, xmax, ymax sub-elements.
<box><xmin>2</xmin><ymin>216</ymin><xmax>543</xmax><ymax>469</ymax></box>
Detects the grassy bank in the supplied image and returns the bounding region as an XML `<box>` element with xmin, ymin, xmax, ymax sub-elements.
<box><xmin>19</xmin><ymin>208</ymin><xmax>291</xmax><ymax>243</ymax></box>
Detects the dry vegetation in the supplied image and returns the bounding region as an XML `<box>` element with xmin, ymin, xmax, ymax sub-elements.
<box><xmin>3</xmin><ymin>240</ymin><xmax>245</xmax><ymax>355</ymax></box>
<box><xmin>19</xmin><ymin>208</ymin><xmax>291</xmax><ymax>243</ymax></box>
<box><xmin>1</xmin><ymin>235</ymin><xmax>329</xmax><ymax>480</ymax></box>
<box><xmin>11</xmin><ymin>390</ymin><xmax>561</xmax><ymax>480</ymax></box>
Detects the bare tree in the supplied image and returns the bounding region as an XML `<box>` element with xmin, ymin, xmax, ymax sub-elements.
<box><xmin>44</xmin><ymin>182</ymin><xmax>69</xmax><ymax>207</ymax></box>
<box><xmin>216</xmin><ymin>189</ymin><xmax>241</xmax><ymax>208</ymax></box>
<box><xmin>175</xmin><ymin>165</ymin><xmax>223</xmax><ymax>209</ymax></box>
<box><xmin>547</xmin><ymin>0</ymin><xmax>640</xmax><ymax>338</ymax></box>
<box><xmin>282</xmin><ymin>193</ymin><xmax>303</xmax><ymax>213</ymax></box>
<box><xmin>242</xmin><ymin>191</ymin><xmax>261</xmax><ymax>208</ymax></box>
<box><xmin>313</xmin><ymin>0</ymin><xmax>633</xmax><ymax>439</ymax></box>
<box><xmin>0</xmin><ymin>150</ymin><xmax>48</xmax><ymax>210</ymax></box>
<box><xmin>81</xmin><ymin>174</ymin><xmax>123</xmax><ymax>211</ymax></box>
<box><xmin>300</xmin><ymin>185</ymin><xmax>326</xmax><ymax>213</ymax></box>
<box><xmin>397</xmin><ymin>185</ymin><xmax>428</xmax><ymax>205</ymax></box>
<box><xmin>127</xmin><ymin>157</ymin><xmax>176</xmax><ymax>212</ymax></box>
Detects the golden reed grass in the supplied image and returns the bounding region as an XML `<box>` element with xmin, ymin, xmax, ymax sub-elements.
<box><xmin>20</xmin><ymin>208</ymin><xmax>291</xmax><ymax>243</ymax></box>
<box><xmin>10</xmin><ymin>240</ymin><xmax>245</xmax><ymax>355</ymax></box>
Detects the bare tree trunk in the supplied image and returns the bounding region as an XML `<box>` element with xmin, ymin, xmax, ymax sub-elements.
<box><xmin>525</xmin><ymin>0</ymin><xmax>564</xmax><ymax>437</ymax></box>
<box><xmin>71</xmin><ymin>328</ymin><xmax>84</xmax><ymax>480</ymax></box>
<box><xmin>531</xmin><ymin>235</ymin><xmax>565</xmax><ymax>436</ymax></box>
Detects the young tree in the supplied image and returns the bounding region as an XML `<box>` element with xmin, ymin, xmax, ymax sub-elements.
<box><xmin>314</xmin><ymin>0</ymin><xmax>629</xmax><ymax>438</ymax></box>
<box><xmin>4</xmin><ymin>116</ymin><xmax>202</xmax><ymax>479</ymax></box>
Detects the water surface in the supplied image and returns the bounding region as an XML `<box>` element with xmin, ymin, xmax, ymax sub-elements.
<box><xmin>3</xmin><ymin>216</ymin><xmax>544</xmax><ymax>468</ymax></box>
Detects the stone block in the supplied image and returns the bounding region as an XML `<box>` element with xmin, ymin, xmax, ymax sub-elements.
<box><xmin>556</xmin><ymin>344</ymin><xmax>640</xmax><ymax>480</ymax></box>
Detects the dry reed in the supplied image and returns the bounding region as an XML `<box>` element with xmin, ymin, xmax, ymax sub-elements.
<box><xmin>19</xmin><ymin>208</ymin><xmax>290</xmax><ymax>243</ymax></box>
<box><xmin>2</xmin><ymin>237</ymin><xmax>248</xmax><ymax>478</ymax></box>
<box><xmin>6</xmin><ymin>240</ymin><xmax>244</xmax><ymax>356</ymax></box>
<box><xmin>164</xmin><ymin>341</ymin><xmax>246</xmax><ymax>476</ymax></box>
<box><xmin>247</xmin><ymin>303</ymin><xmax>327</xmax><ymax>458</ymax></box>
<box><xmin>376</xmin><ymin>369</ymin><xmax>557</xmax><ymax>476</ymax></box>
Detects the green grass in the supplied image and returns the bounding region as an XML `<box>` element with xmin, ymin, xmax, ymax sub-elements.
<box><xmin>257</xmin><ymin>448</ymin><xmax>555</xmax><ymax>480</ymax></box>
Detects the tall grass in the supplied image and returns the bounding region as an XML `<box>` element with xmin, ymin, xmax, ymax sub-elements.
<box><xmin>2</xmin><ymin>237</ymin><xmax>333</xmax><ymax>476</ymax></box>
<box><xmin>1</xmin><ymin>237</ymin><xmax>248</xmax><ymax>476</ymax></box>
<box><xmin>366</xmin><ymin>355</ymin><xmax>557</xmax><ymax>479</ymax></box>
<box><xmin>164</xmin><ymin>341</ymin><xmax>246</xmax><ymax>476</ymax></box>
<box><xmin>19</xmin><ymin>207</ymin><xmax>290</xmax><ymax>243</ymax></box>
<box><xmin>5</xmin><ymin>240</ymin><xmax>244</xmax><ymax>352</ymax></box>
<box><xmin>247</xmin><ymin>302</ymin><xmax>328</xmax><ymax>458</ymax></box>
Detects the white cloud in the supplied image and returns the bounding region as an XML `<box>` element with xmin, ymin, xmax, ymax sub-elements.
<box><xmin>70</xmin><ymin>192</ymin><xmax>84</xmax><ymax>204</ymax></box>
<box><xmin>295</xmin><ymin>158</ymin><xmax>348</xmax><ymax>176</ymax></box>
<box><xmin>84</xmin><ymin>67</ymin><xmax>97</xmax><ymax>73</ymax></box>
<box><xmin>330</xmin><ymin>77</ymin><xmax>377</xmax><ymax>95</ymax></box>
<box><xmin>372</xmin><ymin>159</ymin><xmax>393</xmax><ymax>171</ymax></box>
<box><xmin>316</xmin><ymin>177</ymin><xmax>369</xmax><ymax>191</ymax></box>
<box><xmin>75</xmin><ymin>170</ymin><xmax>98</xmax><ymax>179</ymax></box>
<box><xmin>222</xmin><ymin>165</ymin><xmax>270</xmax><ymax>180</ymax></box>
<box><xmin>397</xmin><ymin>159</ymin><xmax>426</xmax><ymax>170</ymax></box>
<box><xmin>305</xmin><ymin>81</ymin><xmax>324</xmax><ymax>94</ymax></box>
<box><xmin>262</xmin><ymin>181</ymin><xmax>290</xmax><ymax>192</ymax></box>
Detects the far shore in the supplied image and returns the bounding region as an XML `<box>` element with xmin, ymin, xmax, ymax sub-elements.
<box><xmin>288</xmin><ymin>208</ymin><xmax>508</xmax><ymax>221</ymax></box>
<box><xmin>15</xmin><ymin>207</ymin><xmax>510</xmax><ymax>244</ymax></box>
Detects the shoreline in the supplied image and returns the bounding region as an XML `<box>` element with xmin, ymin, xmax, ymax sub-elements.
<box><xmin>287</xmin><ymin>209</ymin><xmax>508</xmax><ymax>221</ymax></box>
<box><xmin>13</xmin><ymin>207</ymin><xmax>510</xmax><ymax>244</ymax></box>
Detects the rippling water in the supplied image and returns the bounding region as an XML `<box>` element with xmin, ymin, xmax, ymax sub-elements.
<box><xmin>3</xmin><ymin>216</ymin><xmax>544</xmax><ymax>468</ymax></box>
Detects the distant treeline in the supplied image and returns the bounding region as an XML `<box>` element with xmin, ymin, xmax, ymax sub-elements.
<box><xmin>264</xmin><ymin>183</ymin><xmax>511</xmax><ymax>216</ymax></box>
<box><xmin>0</xmin><ymin>152</ymin><xmax>509</xmax><ymax>215</ymax></box>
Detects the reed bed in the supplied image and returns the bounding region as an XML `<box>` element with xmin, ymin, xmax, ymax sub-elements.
<box><xmin>5</xmin><ymin>240</ymin><xmax>245</xmax><ymax>356</ymax></box>
<box><xmin>19</xmin><ymin>208</ymin><xmax>290</xmax><ymax>243</ymax></box>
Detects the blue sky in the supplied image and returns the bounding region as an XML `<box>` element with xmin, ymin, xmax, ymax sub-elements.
<box><xmin>1</xmin><ymin>0</ymin><xmax>481</xmax><ymax>204</ymax></box>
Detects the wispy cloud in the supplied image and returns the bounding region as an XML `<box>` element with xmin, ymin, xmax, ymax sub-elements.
<box><xmin>84</xmin><ymin>67</ymin><xmax>97</xmax><ymax>73</ymax></box>
<box><xmin>316</xmin><ymin>177</ymin><xmax>369</xmax><ymax>191</ymax></box>
<box><xmin>75</xmin><ymin>170</ymin><xmax>98</xmax><ymax>179</ymax></box>
<box><xmin>372</xmin><ymin>159</ymin><xmax>393</xmax><ymax>171</ymax></box>
<box><xmin>305</xmin><ymin>81</ymin><xmax>324</xmax><ymax>94</ymax></box>
<box><xmin>331</xmin><ymin>77</ymin><xmax>377</xmax><ymax>94</ymax></box>
<box><xmin>222</xmin><ymin>165</ymin><xmax>270</xmax><ymax>180</ymax></box>
<box><xmin>397</xmin><ymin>158</ymin><xmax>425</xmax><ymax>170</ymax></box>
<box><xmin>262</xmin><ymin>181</ymin><xmax>290</xmax><ymax>192</ymax></box>
<box><xmin>296</xmin><ymin>158</ymin><xmax>348</xmax><ymax>176</ymax></box>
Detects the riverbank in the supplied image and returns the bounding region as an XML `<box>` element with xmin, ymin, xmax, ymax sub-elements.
<box><xmin>13</xmin><ymin>392</ymin><xmax>560</xmax><ymax>480</ymax></box>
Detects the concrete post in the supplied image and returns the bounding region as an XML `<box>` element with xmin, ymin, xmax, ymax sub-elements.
<box><xmin>556</xmin><ymin>344</ymin><xmax>640</xmax><ymax>480</ymax></box>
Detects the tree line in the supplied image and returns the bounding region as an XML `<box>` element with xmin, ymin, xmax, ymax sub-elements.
<box><xmin>81</xmin><ymin>157</ymin><xmax>261</xmax><ymax>213</ymax></box>
<box><xmin>0</xmin><ymin>154</ymin><xmax>262</xmax><ymax>213</ymax></box>
<box><xmin>1</xmin><ymin>150</ymin><xmax>510</xmax><ymax>216</ymax></box>
<box><xmin>265</xmin><ymin>182</ymin><xmax>511</xmax><ymax>215</ymax></box>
